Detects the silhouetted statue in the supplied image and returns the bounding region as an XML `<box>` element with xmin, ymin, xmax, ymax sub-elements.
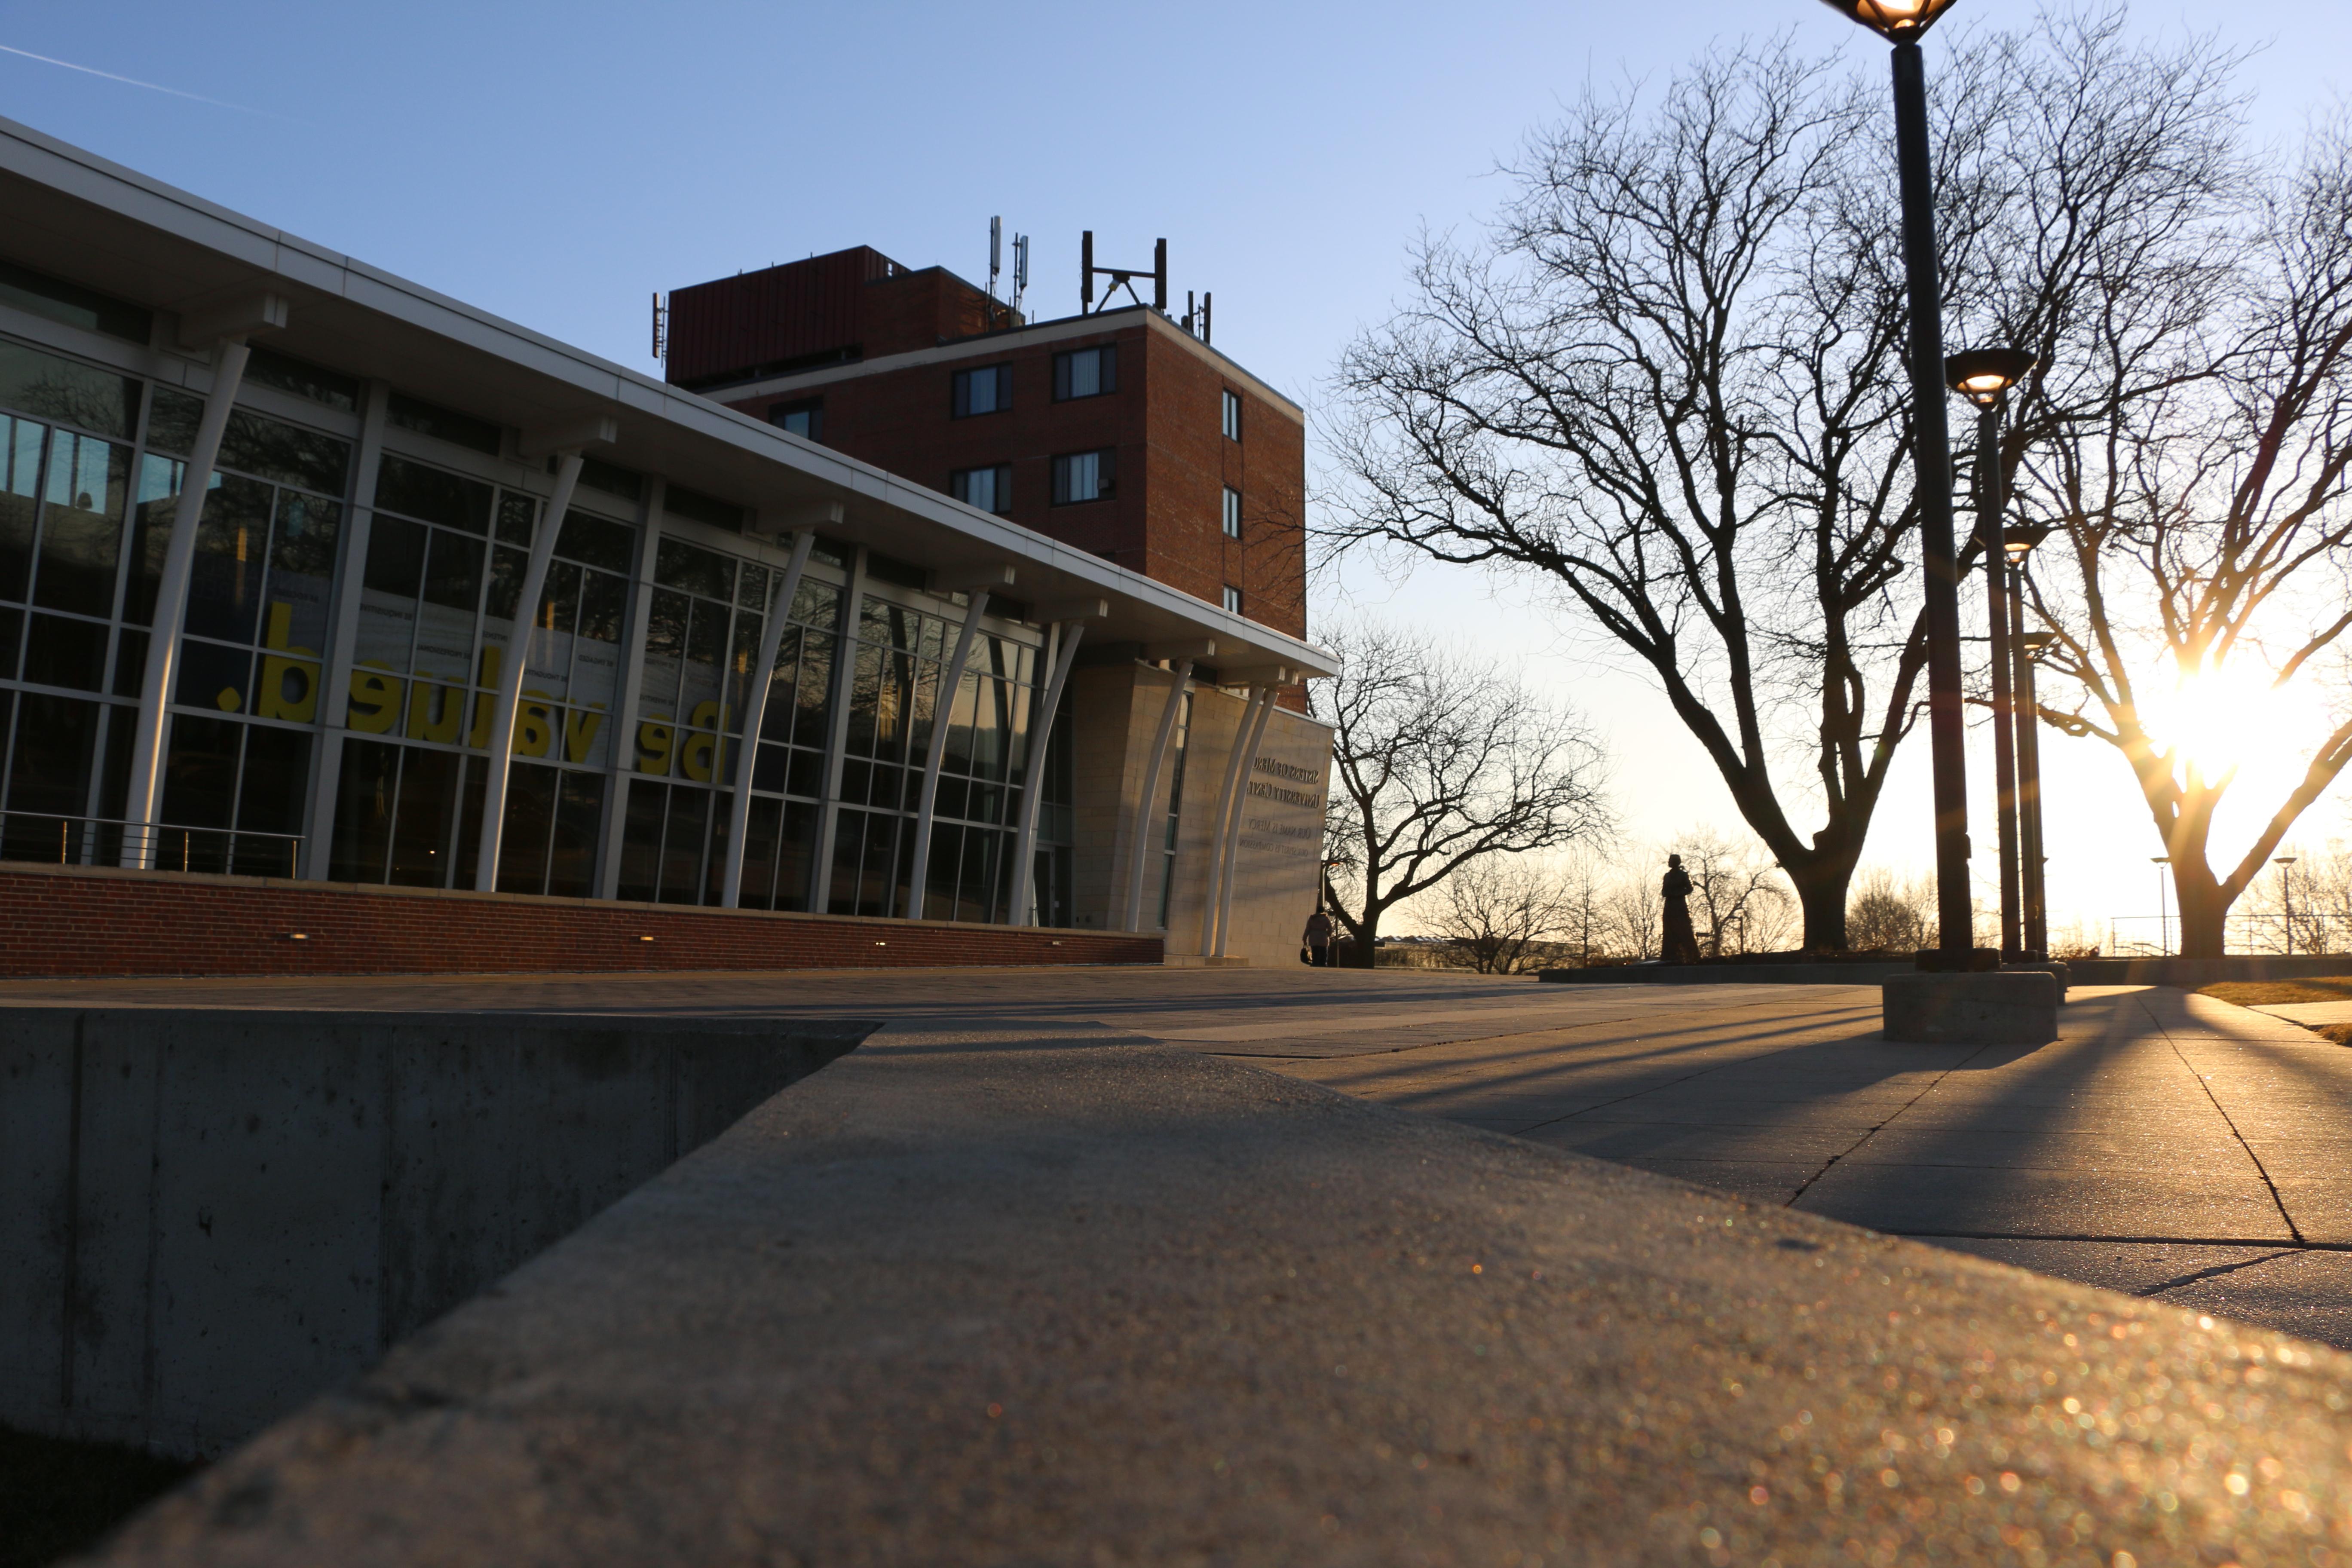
<box><xmin>1661</xmin><ymin>853</ymin><xmax>1700</xmax><ymax>965</ymax></box>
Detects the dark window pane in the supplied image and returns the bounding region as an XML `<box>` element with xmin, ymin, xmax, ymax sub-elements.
<box><xmin>484</xmin><ymin>545</ymin><xmax>527</xmax><ymax>622</ymax></box>
<box><xmin>330</xmin><ymin>738</ymin><xmax>398</xmax><ymax>883</ymax></box>
<box><xmin>495</xmin><ymin>492</ymin><xmax>535</xmax><ymax>545</ymax></box>
<box><xmin>496</xmin><ymin>761</ymin><xmax>558</xmax><ymax>895</ymax></box>
<box><xmin>233</xmin><ymin>726</ymin><xmax>309</xmax><ymax>874</ymax></box>
<box><xmin>578</xmin><ymin>458</ymin><xmax>642</xmax><ymax>502</ymax></box>
<box><xmin>420</xmin><ymin>527</ymin><xmax>484</xmax><ymax>612</ymax></box>
<box><xmin>548</xmin><ymin>771</ymin><xmax>603</xmax><ymax>899</ymax></box>
<box><xmin>617</xmin><ymin>778</ymin><xmax>665</xmax><ymax>903</ymax></box>
<box><xmin>388</xmin><ymin>744</ymin><xmax>459</xmax><ymax>888</ymax></box>
<box><xmin>773</xmin><ymin>799</ymin><xmax>819</xmax><ymax>912</ymax></box>
<box><xmin>245</xmin><ymin>347</ymin><xmax>358</xmax><ymax>413</ymax></box>
<box><xmin>578</xmin><ymin>568</ymin><xmax>625</xmax><ymax>645</ymax></box>
<box><xmin>0</xmin><ymin>340</ymin><xmax>136</xmax><ymax>438</ymax></box>
<box><xmin>541</xmin><ymin>558</ymin><xmax>582</xmax><ymax>640</ymax></box>
<box><xmin>655</xmin><ymin>537</ymin><xmax>734</xmax><ymax>601</ymax></box>
<box><xmin>171</xmin><ymin>637</ymin><xmax>248</xmax><ymax>711</ymax></box>
<box><xmin>375</xmin><ymin>454</ymin><xmax>491</xmax><ymax>533</ymax></box>
<box><xmin>218</xmin><ymin>407</ymin><xmax>349</xmax><ymax>496</ymax></box>
<box><xmin>557</xmin><ymin>511</ymin><xmax>635</xmax><ymax>573</ymax></box>
<box><xmin>658</xmin><ymin>786</ymin><xmax>709</xmax><ymax>904</ymax></box>
<box><xmin>184</xmin><ymin>474</ymin><xmax>273</xmax><ymax>644</ymax></box>
<box><xmin>740</xmin><ymin>794</ymin><xmax>782</xmax><ymax>910</ymax></box>
<box><xmin>110</xmin><ymin>626</ymin><xmax>141</xmax><ymax>695</ymax></box>
<box><xmin>753</xmin><ymin>742</ymin><xmax>789</xmax><ymax>794</ymax></box>
<box><xmin>788</xmin><ymin>747</ymin><xmax>823</xmax><ymax>800</ymax></box>
<box><xmin>0</xmin><ymin>414</ymin><xmax>43</xmax><ymax>603</ymax></box>
<box><xmin>6</xmin><ymin>692</ymin><xmax>95</xmax><ymax>820</ymax></box>
<box><xmin>387</xmin><ymin>392</ymin><xmax>501</xmax><ymax>455</ymax></box>
<box><xmin>159</xmin><ymin>713</ymin><xmax>238</xmax><ymax>830</ymax></box>
<box><xmin>665</xmin><ymin>485</ymin><xmax>743</xmax><ymax>532</ymax></box>
<box><xmin>24</xmin><ymin>612</ymin><xmax>108</xmax><ymax>692</ymax></box>
<box><xmin>0</xmin><ymin>260</ymin><xmax>151</xmax><ymax>345</ymax></box>
<box><xmin>454</xmin><ymin>755</ymin><xmax>487</xmax><ymax>888</ymax></box>
<box><xmin>32</xmin><ymin>430</ymin><xmax>128</xmax><ymax>616</ymax></box>
<box><xmin>263</xmin><ymin>490</ymin><xmax>340</xmax><ymax>657</ymax></box>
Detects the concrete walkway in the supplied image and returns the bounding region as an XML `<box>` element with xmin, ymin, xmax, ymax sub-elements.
<box><xmin>79</xmin><ymin>994</ymin><xmax>2352</xmax><ymax>1567</ymax></box>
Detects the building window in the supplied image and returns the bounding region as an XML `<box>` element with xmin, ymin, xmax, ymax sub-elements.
<box><xmin>1222</xmin><ymin>584</ymin><xmax>1242</xmax><ymax>615</ymax></box>
<box><xmin>1052</xmin><ymin>345</ymin><xmax>1117</xmax><ymax>401</ymax></box>
<box><xmin>1051</xmin><ymin>449</ymin><xmax>1116</xmax><ymax>505</ymax></box>
<box><xmin>951</xmin><ymin>464</ymin><xmax>1013</xmax><ymax>515</ymax></box>
<box><xmin>768</xmin><ymin>399</ymin><xmax>822</xmax><ymax>443</ymax></box>
<box><xmin>1221</xmin><ymin>389</ymin><xmax>1241</xmax><ymax>441</ymax></box>
<box><xmin>952</xmin><ymin>364</ymin><xmax>1013</xmax><ymax>417</ymax></box>
<box><xmin>1221</xmin><ymin>486</ymin><xmax>1241</xmax><ymax>539</ymax></box>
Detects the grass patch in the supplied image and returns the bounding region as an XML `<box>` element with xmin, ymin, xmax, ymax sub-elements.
<box><xmin>0</xmin><ymin>1425</ymin><xmax>196</xmax><ymax>1568</ymax></box>
<box><xmin>2197</xmin><ymin>976</ymin><xmax>2352</xmax><ymax>1008</ymax></box>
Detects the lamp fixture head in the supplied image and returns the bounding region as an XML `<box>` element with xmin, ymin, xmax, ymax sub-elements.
<box><xmin>2016</xmin><ymin>630</ymin><xmax>2057</xmax><ymax>657</ymax></box>
<box><xmin>1818</xmin><ymin>0</ymin><xmax>1960</xmax><ymax>41</ymax></box>
<box><xmin>2002</xmin><ymin>523</ymin><xmax>2052</xmax><ymax>561</ymax></box>
<box><xmin>1946</xmin><ymin>347</ymin><xmax>2037</xmax><ymax>407</ymax></box>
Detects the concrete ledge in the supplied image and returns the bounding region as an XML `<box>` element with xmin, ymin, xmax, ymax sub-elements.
<box><xmin>1883</xmin><ymin>970</ymin><xmax>2060</xmax><ymax>1044</ymax></box>
<box><xmin>1</xmin><ymin>1007</ymin><xmax>873</xmax><ymax>1458</ymax></box>
<box><xmin>79</xmin><ymin>1028</ymin><xmax>2352</xmax><ymax>1566</ymax></box>
<box><xmin>2065</xmin><ymin>954</ymin><xmax>2352</xmax><ymax>986</ymax></box>
<box><xmin>1540</xmin><ymin>961</ymin><xmax>1910</xmax><ymax>985</ymax></box>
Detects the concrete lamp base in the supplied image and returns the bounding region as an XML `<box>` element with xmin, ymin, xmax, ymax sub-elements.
<box><xmin>1883</xmin><ymin>969</ymin><xmax>2060</xmax><ymax>1046</ymax></box>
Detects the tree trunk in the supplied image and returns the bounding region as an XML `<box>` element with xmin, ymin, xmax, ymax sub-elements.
<box><xmin>2175</xmin><ymin>867</ymin><xmax>2230</xmax><ymax>960</ymax></box>
<box><xmin>1343</xmin><ymin>906</ymin><xmax>1381</xmax><ymax>968</ymax></box>
<box><xmin>1786</xmin><ymin>855</ymin><xmax>1855</xmax><ymax>952</ymax></box>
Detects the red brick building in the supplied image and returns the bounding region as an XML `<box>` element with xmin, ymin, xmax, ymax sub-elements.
<box><xmin>663</xmin><ymin>248</ymin><xmax>1308</xmax><ymax>647</ymax></box>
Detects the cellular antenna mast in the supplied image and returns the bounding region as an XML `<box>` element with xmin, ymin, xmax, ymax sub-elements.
<box><xmin>1011</xmin><ymin>232</ymin><xmax>1029</xmax><ymax>315</ymax></box>
<box><xmin>1080</xmin><ymin>231</ymin><xmax>1166</xmax><ymax>315</ymax></box>
<box><xmin>987</xmin><ymin>216</ymin><xmax>1002</xmax><ymax>300</ymax></box>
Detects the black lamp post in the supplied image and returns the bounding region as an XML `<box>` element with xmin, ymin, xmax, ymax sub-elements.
<box><xmin>2013</xmin><ymin>622</ymin><xmax>2055</xmax><ymax>957</ymax></box>
<box><xmin>1947</xmin><ymin>349</ymin><xmax>2037</xmax><ymax>961</ymax></box>
<box><xmin>1821</xmin><ymin>0</ymin><xmax>1975</xmax><ymax>962</ymax></box>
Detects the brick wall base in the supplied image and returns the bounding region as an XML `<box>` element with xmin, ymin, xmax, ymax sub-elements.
<box><xmin>0</xmin><ymin>864</ymin><xmax>1163</xmax><ymax>978</ymax></box>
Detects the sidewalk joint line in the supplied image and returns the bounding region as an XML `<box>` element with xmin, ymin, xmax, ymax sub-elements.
<box><xmin>2144</xmin><ymin>991</ymin><xmax>2308</xmax><ymax>1245</ymax></box>
<box><xmin>2132</xmin><ymin>1249</ymin><xmax>2306</xmax><ymax>1298</ymax></box>
<box><xmin>1784</xmin><ymin>1043</ymin><xmax>1991</xmax><ymax>1207</ymax></box>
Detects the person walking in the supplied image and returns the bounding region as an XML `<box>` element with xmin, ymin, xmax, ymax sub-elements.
<box><xmin>1661</xmin><ymin>854</ymin><xmax>1700</xmax><ymax>965</ymax></box>
<box><xmin>1303</xmin><ymin>907</ymin><xmax>1334</xmax><ymax>967</ymax></box>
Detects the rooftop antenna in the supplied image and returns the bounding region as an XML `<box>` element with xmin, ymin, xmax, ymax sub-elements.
<box><xmin>1012</xmin><ymin>233</ymin><xmax>1029</xmax><ymax>316</ymax></box>
<box><xmin>1180</xmin><ymin>289</ymin><xmax>1213</xmax><ymax>346</ymax></box>
<box><xmin>1081</xmin><ymin>231</ymin><xmax>1167</xmax><ymax>315</ymax></box>
<box><xmin>650</xmin><ymin>291</ymin><xmax>667</xmax><ymax>362</ymax></box>
<box><xmin>987</xmin><ymin>216</ymin><xmax>1002</xmax><ymax>301</ymax></box>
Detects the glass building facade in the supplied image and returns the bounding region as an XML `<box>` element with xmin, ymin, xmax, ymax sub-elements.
<box><xmin>0</xmin><ymin>315</ymin><xmax>1074</xmax><ymax>922</ymax></box>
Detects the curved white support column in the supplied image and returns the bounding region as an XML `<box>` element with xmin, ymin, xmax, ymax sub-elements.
<box><xmin>1194</xmin><ymin>685</ymin><xmax>1268</xmax><ymax>957</ymax></box>
<box><xmin>473</xmin><ymin>452</ymin><xmax>585</xmax><ymax>893</ymax></box>
<box><xmin>1212</xmin><ymin>690</ymin><xmax>1278</xmax><ymax>958</ymax></box>
<box><xmin>124</xmin><ymin>337</ymin><xmax>256</xmax><ymax>869</ymax></box>
<box><xmin>1121</xmin><ymin>659</ymin><xmax>1192</xmax><ymax>931</ymax></box>
<box><xmin>903</xmin><ymin>588</ymin><xmax>991</xmax><ymax>919</ymax></box>
<box><xmin>718</xmin><ymin>530</ymin><xmax>816</xmax><ymax>908</ymax></box>
<box><xmin>1007</xmin><ymin>623</ymin><xmax>1085</xmax><ymax>926</ymax></box>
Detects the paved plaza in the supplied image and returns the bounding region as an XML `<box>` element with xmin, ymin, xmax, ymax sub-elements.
<box><xmin>12</xmin><ymin>963</ymin><xmax>2349</xmax><ymax>1350</ymax></box>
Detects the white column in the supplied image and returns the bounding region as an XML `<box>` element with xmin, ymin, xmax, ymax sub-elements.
<box><xmin>1121</xmin><ymin>659</ymin><xmax>1192</xmax><ymax>931</ymax></box>
<box><xmin>123</xmin><ymin>337</ymin><xmax>256</xmax><ymax>869</ymax></box>
<box><xmin>719</xmin><ymin>530</ymin><xmax>816</xmax><ymax>907</ymax></box>
<box><xmin>1008</xmin><ymin>623</ymin><xmax>1085</xmax><ymax>925</ymax></box>
<box><xmin>595</xmin><ymin>480</ymin><xmax>664</xmax><ymax>900</ymax></box>
<box><xmin>1194</xmin><ymin>685</ymin><xmax>1269</xmax><ymax>957</ymax></box>
<box><xmin>473</xmin><ymin>452</ymin><xmax>585</xmax><ymax>892</ymax></box>
<box><xmin>902</xmin><ymin>588</ymin><xmax>991</xmax><ymax>919</ymax></box>
<box><xmin>1212</xmin><ymin>689</ymin><xmax>1278</xmax><ymax>958</ymax></box>
<box><xmin>299</xmin><ymin>379</ymin><xmax>392</xmax><ymax>881</ymax></box>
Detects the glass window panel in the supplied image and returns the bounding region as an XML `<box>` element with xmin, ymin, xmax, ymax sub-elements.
<box><xmin>453</xmin><ymin>754</ymin><xmax>488</xmax><ymax>885</ymax></box>
<box><xmin>0</xmin><ymin>605</ymin><xmax>21</xmax><ymax>680</ymax></box>
<box><xmin>172</xmin><ymin>638</ymin><xmax>248</xmax><ymax>712</ymax></box>
<box><xmin>495</xmin><ymin>760</ymin><xmax>557</xmax><ymax>895</ymax></box>
<box><xmin>617</xmin><ymin>778</ymin><xmax>664</xmax><ymax>902</ymax></box>
<box><xmin>790</xmin><ymin>578</ymin><xmax>839</xmax><ymax>633</ymax></box>
<box><xmin>637</xmin><ymin>587</ymin><xmax>689</xmax><ymax>721</ymax></box>
<box><xmin>738</xmin><ymin>561</ymin><xmax>769</xmax><ymax>609</ymax></box>
<box><xmin>794</xmin><ymin>631</ymin><xmax>834</xmax><ymax>748</ymax></box>
<box><xmin>181</xmin><ymin>474</ymin><xmax>270</xmax><ymax>645</ymax></box>
<box><xmin>216</xmin><ymin>407</ymin><xmax>349</xmax><ymax>497</ymax></box>
<box><xmin>32</xmin><ymin>429</ymin><xmax>126</xmax><ymax>616</ymax></box>
<box><xmin>21</xmin><ymin>612</ymin><xmax>108</xmax><ymax>693</ymax></box>
<box><xmin>158</xmin><ymin>712</ymin><xmax>238</xmax><ymax>830</ymax></box>
<box><xmin>420</xmin><ymin>526</ymin><xmax>484</xmax><ymax>612</ymax></box>
<box><xmin>752</xmin><ymin>741</ymin><xmax>789</xmax><ymax>794</ymax></box>
<box><xmin>548</xmin><ymin>771</ymin><xmax>603</xmax><ymax>899</ymax></box>
<box><xmin>679</xmin><ymin>598</ymin><xmax>727</xmax><ymax>733</ymax></box>
<box><xmin>386</xmin><ymin>392</ymin><xmax>501</xmax><ymax>456</ymax></box>
<box><xmin>388</xmin><ymin>744</ymin><xmax>459</xmax><ymax>887</ymax></box>
<box><xmin>0</xmin><ymin>415</ymin><xmax>43</xmax><ymax>604</ymax></box>
<box><xmin>556</xmin><ymin>511</ymin><xmax>634</xmax><ymax>572</ymax></box>
<box><xmin>521</xmin><ymin>559</ymin><xmax>580</xmax><ymax>707</ymax></box>
<box><xmin>331</xmin><ymin>738</ymin><xmax>398</xmax><ymax>882</ymax></box>
<box><xmin>787</xmin><ymin>747</ymin><xmax>823</xmax><ymax>801</ymax></box>
<box><xmin>409</xmin><ymin>533</ymin><xmax>479</xmax><ymax>686</ymax></box>
<box><xmin>374</xmin><ymin>454</ymin><xmax>491</xmax><ymax>533</ymax></box>
<box><xmin>354</xmin><ymin>515</ymin><xmax>424</xmax><ymax>678</ymax></box>
<box><xmin>741</xmin><ymin>794</ymin><xmax>782</xmax><ymax>910</ymax></box>
<box><xmin>577</xmin><ymin>568</ymin><xmax>625</xmax><ymax>646</ymax></box>
<box><xmin>234</xmin><ymin>724</ymin><xmax>310</xmax><ymax>845</ymax></box>
<box><xmin>0</xmin><ymin>260</ymin><xmax>151</xmax><ymax>345</ymax></box>
<box><xmin>110</xmin><ymin>627</ymin><xmax>141</xmax><ymax>696</ymax></box>
<box><xmin>655</xmin><ymin>537</ymin><xmax>733</xmax><ymax>601</ymax></box>
<box><xmin>0</xmin><ymin>340</ymin><xmax>136</xmax><ymax>438</ymax></box>
<box><xmin>495</xmin><ymin>492</ymin><xmax>535</xmax><ymax>545</ymax></box>
<box><xmin>724</xmin><ymin>612</ymin><xmax>760</xmax><ymax>735</ymax></box>
<box><xmin>245</xmin><ymin>347</ymin><xmax>358</xmax><ymax>413</ymax></box>
<box><xmin>261</xmin><ymin>489</ymin><xmax>338</xmax><ymax>661</ymax></box>
<box><xmin>658</xmin><ymin>786</ymin><xmax>708</xmax><ymax>904</ymax></box>
<box><xmin>484</xmin><ymin>543</ymin><xmax>527</xmax><ymax>622</ymax></box>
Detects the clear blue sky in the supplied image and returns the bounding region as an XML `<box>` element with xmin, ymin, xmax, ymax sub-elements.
<box><xmin>3</xmin><ymin>0</ymin><xmax>2346</xmax><ymax>940</ymax></box>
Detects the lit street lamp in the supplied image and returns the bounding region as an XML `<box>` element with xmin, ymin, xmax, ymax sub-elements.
<box><xmin>2014</xmin><ymin>624</ymin><xmax>2057</xmax><ymax>956</ymax></box>
<box><xmin>2275</xmin><ymin>855</ymin><xmax>2298</xmax><ymax>955</ymax></box>
<box><xmin>1947</xmin><ymin>348</ymin><xmax>2037</xmax><ymax>961</ymax></box>
<box><xmin>1821</xmin><ymin>0</ymin><xmax>1976</xmax><ymax>963</ymax></box>
<box><xmin>2152</xmin><ymin>856</ymin><xmax>2173</xmax><ymax>958</ymax></box>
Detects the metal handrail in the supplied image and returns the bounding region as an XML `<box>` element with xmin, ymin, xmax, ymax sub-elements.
<box><xmin>0</xmin><ymin>811</ymin><xmax>302</xmax><ymax>879</ymax></box>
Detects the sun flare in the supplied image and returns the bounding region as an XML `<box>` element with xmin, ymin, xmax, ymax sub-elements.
<box><xmin>2135</xmin><ymin>657</ymin><xmax>2319</xmax><ymax>781</ymax></box>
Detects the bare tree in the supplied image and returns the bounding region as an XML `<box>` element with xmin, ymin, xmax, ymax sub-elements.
<box><xmin>1317</xmin><ymin>619</ymin><xmax>1608</xmax><ymax>965</ymax></box>
<box><xmin>1674</xmin><ymin>827</ymin><xmax>1797</xmax><ymax>957</ymax></box>
<box><xmin>1429</xmin><ymin>857</ymin><xmax>1574</xmax><ymax>974</ymax></box>
<box><xmin>1599</xmin><ymin>858</ymin><xmax>1663</xmax><ymax>961</ymax></box>
<box><xmin>2011</xmin><ymin>113</ymin><xmax>2352</xmax><ymax>957</ymax></box>
<box><xmin>1845</xmin><ymin>865</ymin><xmax>1934</xmax><ymax>953</ymax></box>
<box><xmin>1327</xmin><ymin>16</ymin><xmax>2245</xmax><ymax>950</ymax></box>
